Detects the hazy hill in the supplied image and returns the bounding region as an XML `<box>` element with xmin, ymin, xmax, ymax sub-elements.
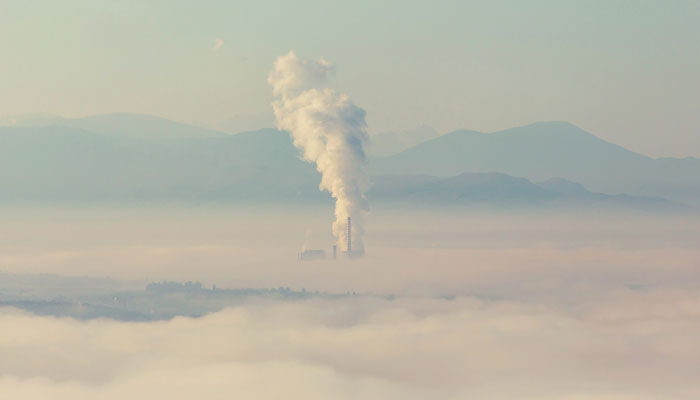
<box><xmin>369</xmin><ymin>173</ymin><xmax>685</xmax><ymax>211</ymax></box>
<box><xmin>69</xmin><ymin>113</ymin><xmax>224</xmax><ymax>139</ymax></box>
<box><xmin>370</xmin><ymin>122</ymin><xmax>700</xmax><ymax>206</ymax></box>
<box><xmin>370</xmin><ymin>173</ymin><xmax>554</xmax><ymax>205</ymax></box>
<box><xmin>0</xmin><ymin>125</ymin><xmax>323</xmax><ymax>203</ymax></box>
<box><xmin>369</xmin><ymin>125</ymin><xmax>440</xmax><ymax>156</ymax></box>
<box><xmin>0</xmin><ymin>114</ymin><xmax>694</xmax><ymax>210</ymax></box>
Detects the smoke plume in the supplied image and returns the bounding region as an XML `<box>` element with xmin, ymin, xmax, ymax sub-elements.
<box><xmin>269</xmin><ymin>51</ymin><xmax>370</xmax><ymax>253</ymax></box>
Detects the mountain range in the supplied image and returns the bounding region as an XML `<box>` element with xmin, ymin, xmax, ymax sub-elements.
<box><xmin>370</xmin><ymin>122</ymin><xmax>700</xmax><ymax>207</ymax></box>
<box><xmin>368</xmin><ymin>125</ymin><xmax>440</xmax><ymax>156</ymax></box>
<box><xmin>0</xmin><ymin>113</ymin><xmax>697</xmax><ymax>210</ymax></box>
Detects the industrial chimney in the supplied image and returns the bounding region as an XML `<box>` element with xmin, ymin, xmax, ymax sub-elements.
<box><xmin>347</xmin><ymin>216</ymin><xmax>351</xmax><ymax>253</ymax></box>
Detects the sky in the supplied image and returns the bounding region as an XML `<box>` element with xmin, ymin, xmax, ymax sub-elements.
<box><xmin>1</xmin><ymin>0</ymin><xmax>699</xmax><ymax>157</ymax></box>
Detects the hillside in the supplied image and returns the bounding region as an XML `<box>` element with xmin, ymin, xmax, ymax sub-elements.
<box><xmin>368</xmin><ymin>125</ymin><xmax>440</xmax><ymax>156</ymax></box>
<box><xmin>369</xmin><ymin>173</ymin><xmax>686</xmax><ymax>211</ymax></box>
<box><xmin>0</xmin><ymin>125</ymin><xmax>323</xmax><ymax>203</ymax></box>
<box><xmin>0</xmin><ymin>114</ymin><xmax>695</xmax><ymax>210</ymax></box>
<box><xmin>370</xmin><ymin>122</ymin><xmax>700</xmax><ymax>206</ymax></box>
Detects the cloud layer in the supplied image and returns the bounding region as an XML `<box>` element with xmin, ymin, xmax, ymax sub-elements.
<box><xmin>2</xmin><ymin>292</ymin><xmax>700</xmax><ymax>399</ymax></box>
<box><xmin>1</xmin><ymin>208</ymin><xmax>698</xmax><ymax>398</ymax></box>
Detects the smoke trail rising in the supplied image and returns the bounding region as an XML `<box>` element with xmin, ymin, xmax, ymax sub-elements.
<box><xmin>269</xmin><ymin>51</ymin><xmax>370</xmax><ymax>253</ymax></box>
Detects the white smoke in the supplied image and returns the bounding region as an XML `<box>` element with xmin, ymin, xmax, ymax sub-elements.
<box><xmin>269</xmin><ymin>51</ymin><xmax>370</xmax><ymax>253</ymax></box>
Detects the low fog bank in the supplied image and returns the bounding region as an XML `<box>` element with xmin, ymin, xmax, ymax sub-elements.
<box><xmin>0</xmin><ymin>205</ymin><xmax>697</xmax><ymax>296</ymax></box>
<box><xmin>1</xmin><ymin>205</ymin><xmax>698</xmax><ymax>398</ymax></box>
<box><xmin>0</xmin><ymin>205</ymin><xmax>698</xmax><ymax>317</ymax></box>
<box><xmin>1</xmin><ymin>241</ymin><xmax>698</xmax><ymax>321</ymax></box>
<box><xmin>1</xmin><ymin>293</ymin><xmax>699</xmax><ymax>399</ymax></box>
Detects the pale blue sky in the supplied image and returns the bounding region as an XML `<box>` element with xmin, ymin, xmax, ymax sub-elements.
<box><xmin>1</xmin><ymin>0</ymin><xmax>699</xmax><ymax>157</ymax></box>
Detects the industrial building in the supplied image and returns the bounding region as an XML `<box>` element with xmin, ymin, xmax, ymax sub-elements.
<box><xmin>297</xmin><ymin>216</ymin><xmax>363</xmax><ymax>260</ymax></box>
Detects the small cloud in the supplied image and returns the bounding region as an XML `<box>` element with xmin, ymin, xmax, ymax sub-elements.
<box><xmin>212</xmin><ymin>38</ymin><xmax>224</xmax><ymax>52</ymax></box>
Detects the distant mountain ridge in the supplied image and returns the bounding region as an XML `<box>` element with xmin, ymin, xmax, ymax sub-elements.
<box><xmin>370</xmin><ymin>173</ymin><xmax>687</xmax><ymax>211</ymax></box>
<box><xmin>370</xmin><ymin>121</ymin><xmax>700</xmax><ymax>206</ymax></box>
<box><xmin>0</xmin><ymin>113</ymin><xmax>696</xmax><ymax>210</ymax></box>
<box><xmin>368</xmin><ymin>125</ymin><xmax>440</xmax><ymax>156</ymax></box>
<box><xmin>0</xmin><ymin>125</ymin><xmax>322</xmax><ymax>203</ymax></box>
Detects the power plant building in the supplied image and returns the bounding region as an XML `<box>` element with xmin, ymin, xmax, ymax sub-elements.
<box><xmin>297</xmin><ymin>216</ymin><xmax>363</xmax><ymax>260</ymax></box>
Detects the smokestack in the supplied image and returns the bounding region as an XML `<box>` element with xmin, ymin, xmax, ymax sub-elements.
<box><xmin>333</xmin><ymin>244</ymin><xmax>337</xmax><ymax>260</ymax></box>
<box><xmin>347</xmin><ymin>216</ymin><xmax>352</xmax><ymax>253</ymax></box>
<box><xmin>269</xmin><ymin>51</ymin><xmax>370</xmax><ymax>254</ymax></box>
